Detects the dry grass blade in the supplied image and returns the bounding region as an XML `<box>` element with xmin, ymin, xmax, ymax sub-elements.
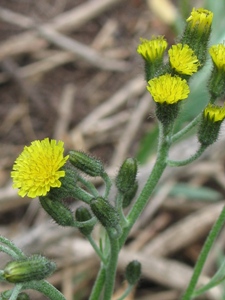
<box><xmin>72</xmin><ymin>76</ymin><xmax>146</xmax><ymax>136</ymax></box>
<box><xmin>0</xmin><ymin>7</ymin><xmax>129</xmax><ymax>72</ymax></box>
<box><xmin>118</xmin><ymin>250</ymin><xmax>221</xmax><ymax>299</ymax></box>
<box><xmin>0</xmin><ymin>0</ymin><xmax>126</xmax><ymax>59</ymax></box>
<box><xmin>53</xmin><ymin>84</ymin><xmax>76</xmax><ymax>140</ymax></box>
<box><xmin>142</xmin><ymin>202</ymin><xmax>225</xmax><ymax>257</ymax></box>
<box><xmin>35</xmin><ymin>26</ymin><xmax>130</xmax><ymax>72</ymax></box>
<box><xmin>110</xmin><ymin>92</ymin><xmax>153</xmax><ymax>167</ymax></box>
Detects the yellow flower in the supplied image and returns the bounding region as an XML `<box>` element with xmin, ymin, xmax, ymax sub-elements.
<box><xmin>204</xmin><ymin>104</ymin><xmax>225</xmax><ymax>122</ymax></box>
<box><xmin>209</xmin><ymin>44</ymin><xmax>225</xmax><ymax>72</ymax></box>
<box><xmin>137</xmin><ymin>36</ymin><xmax>168</xmax><ymax>62</ymax></box>
<box><xmin>147</xmin><ymin>74</ymin><xmax>190</xmax><ymax>104</ymax></box>
<box><xmin>11</xmin><ymin>138</ymin><xmax>69</xmax><ymax>198</ymax></box>
<box><xmin>186</xmin><ymin>8</ymin><xmax>213</xmax><ymax>32</ymax></box>
<box><xmin>168</xmin><ymin>44</ymin><xmax>200</xmax><ymax>75</ymax></box>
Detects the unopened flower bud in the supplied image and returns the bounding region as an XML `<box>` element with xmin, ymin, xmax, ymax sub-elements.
<box><xmin>69</xmin><ymin>151</ymin><xmax>104</xmax><ymax>177</ymax></box>
<box><xmin>39</xmin><ymin>196</ymin><xmax>74</xmax><ymax>227</ymax></box>
<box><xmin>3</xmin><ymin>255</ymin><xmax>56</xmax><ymax>283</ymax></box>
<box><xmin>181</xmin><ymin>8</ymin><xmax>213</xmax><ymax>66</ymax></box>
<box><xmin>122</xmin><ymin>181</ymin><xmax>138</xmax><ymax>208</ymax></box>
<box><xmin>125</xmin><ymin>260</ymin><xmax>141</xmax><ymax>285</ymax></box>
<box><xmin>0</xmin><ymin>291</ymin><xmax>30</xmax><ymax>300</ymax></box>
<box><xmin>90</xmin><ymin>197</ymin><xmax>119</xmax><ymax>229</ymax></box>
<box><xmin>116</xmin><ymin>158</ymin><xmax>138</xmax><ymax>194</ymax></box>
<box><xmin>137</xmin><ymin>36</ymin><xmax>168</xmax><ymax>81</ymax></box>
<box><xmin>198</xmin><ymin>104</ymin><xmax>225</xmax><ymax>146</ymax></box>
<box><xmin>208</xmin><ymin>44</ymin><xmax>225</xmax><ymax>99</ymax></box>
<box><xmin>17</xmin><ymin>293</ymin><xmax>30</xmax><ymax>300</ymax></box>
<box><xmin>75</xmin><ymin>206</ymin><xmax>94</xmax><ymax>236</ymax></box>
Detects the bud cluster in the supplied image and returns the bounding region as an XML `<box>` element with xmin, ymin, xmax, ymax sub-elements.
<box><xmin>35</xmin><ymin>151</ymin><xmax>139</xmax><ymax>239</ymax></box>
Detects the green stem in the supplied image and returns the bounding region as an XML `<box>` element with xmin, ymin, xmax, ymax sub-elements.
<box><xmin>171</xmin><ymin>113</ymin><xmax>202</xmax><ymax>144</ymax></box>
<box><xmin>23</xmin><ymin>280</ymin><xmax>66</xmax><ymax>300</ymax></box>
<box><xmin>9</xmin><ymin>284</ymin><xmax>22</xmax><ymax>300</ymax></box>
<box><xmin>167</xmin><ymin>144</ymin><xmax>207</xmax><ymax>167</ymax></box>
<box><xmin>0</xmin><ymin>245</ymin><xmax>22</xmax><ymax>260</ymax></box>
<box><xmin>77</xmin><ymin>175</ymin><xmax>99</xmax><ymax>198</ymax></box>
<box><xmin>119</xmin><ymin>125</ymin><xmax>171</xmax><ymax>249</ymax></box>
<box><xmin>103</xmin><ymin>231</ymin><xmax>119</xmax><ymax>300</ymax></box>
<box><xmin>116</xmin><ymin>284</ymin><xmax>133</xmax><ymax>300</ymax></box>
<box><xmin>89</xmin><ymin>263</ymin><xmax>106</xmax><ymax>300</ymax></box>
<box><xmin>116</xmin><ymin>193</ymin><xmax>129</xmax><ymax>227</ymax></box>
<box><xmin>182</xmin><ymin>205</ymin><xmax>225</xmax><ymax>300</ymax></box>
<box><xmin>0</xmin><ymin>236</ymin><xmax>25</xmax><ymax>259</ymax></box>
<box><xmin>73</xmin><ymin>217</ymin><xmax>97</xmax><ymax>229</ymax></box>
<box><xmin>87</xmin><ymin>235</ymin><xmax>106</xmax><ymax>264</ymax></box>
<box><xmin>102</xmin><ymin>172</ymin><xmax>112</xmax><ymax>199</ymax></box>
<box><xmin>72</xmin><ymin>185</ymin><xmax>94</xmax><ymax>204</ymax></box>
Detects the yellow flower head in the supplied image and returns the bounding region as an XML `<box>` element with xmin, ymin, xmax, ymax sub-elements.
<box><xmin>11</xmin><ymin>138</ymin><xmax>69</xmax><ymax>198</ymax></box>
<box><xmin>168</xmin><ymin>44</ymin><xmax>200</xmax><ymax>75</ymax></box>
<box><xmin>186</xmin><ymin>8</ymin><xmax>213</xmax><ymax>32</ymax></box>
<box><xmin>204</xmin><ymin>104</ymin><xmax>225</xmax><ymax>122</ymax></box>
<box><xmin>147</xmin><ymin>74</ymin><xmax>190</xmax><ymax>104</ymax></box>
<box><xmin>137</xmin><ymin>36</ymin><xmax>168</xmax><ymax>62</ymax></box>
<box><xmin>209</xmin><ymin>44</ymin><xmax>225</xmax><ymax>72</ymax></box>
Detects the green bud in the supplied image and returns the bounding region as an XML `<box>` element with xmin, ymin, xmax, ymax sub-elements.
<box><xmin>116</xmin><ymin>158</ymin><xmax>138</xmax><ymax>194</ymax></box>
<box><xmin>208</xmin><ymin>68</ymin><xmax>225</xmax><ymax>100</ymax></box>
<box><xmin>17</xmin><ymin>293</ymin><xmax>30</xmax><ymax>300</ymax></box>
<box><xmin>125</xmin><ymin>260</ymin><xmax>141</xmax><ymax>285</ymax></box>
<box><xmin>180</xmin><ymin>8</ymin><xmax>213</xmax><ymax>67</ymax></box>
<box><xmin>0</xmin><ymin>290</ymin><xmax>10</xmax><ymax>300</ymax></box>
<box><xmin>122</xmin><ymin>180</ymin><xmax>138</xmax><ymax>208</ymax></box>
<box><xmin>0</xmin><ymin>291</ymin><xmax>30</xmax><ymax>300</ymax></box>
<box><xmin>198</xmin><ymin>104</ymin><xmax>225</xmax><ymax>146</ymax></box>
<box><xmin>69</xmin><ymin>151</ymin><xmax>104</xmax><ymax>177</ymax></box>
<box><xmin>207</xmin><ymin>44</ymin><xmax>225</xmax><ymax>99</ymax></box>
<box><xmin>198</xmin><ymin>119</ymin><xmax>221</xmax><ymax>146</ymax></box>
<box><xmin>3</xmin><ymin>255</ymin><xmax>56</xmax><ymax>283</ymax></box>
<box><xmin>90</xmin><ymin>197</ymin><xmax>119</xmax><ymax>229</ymax></box>
<box><xmin>75</xmin><ymin>206</ymin><xmax>94</xmax><ymax>236</ymax></box>
<box><xmin>136</xmin><ymin>36</ymin><xmax>168</xmax><ymax>82</ymax></box>
<box><xmin>39</xmin><ymin>196</ymin><xmax>74</xmax><ymax>227</ymax></box>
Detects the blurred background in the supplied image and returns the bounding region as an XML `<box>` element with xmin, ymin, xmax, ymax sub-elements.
<box><xmin>1</xmin><ymin>0</ymin><xmax>225</xmax><ymax>299</ymax></box>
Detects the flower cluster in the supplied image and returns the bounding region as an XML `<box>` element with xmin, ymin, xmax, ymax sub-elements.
<box><xmin>137</xmin><ymin>7</ymin><xmax>213</xmax><ymax>109</ymax></box>
<box><xmin>136</xmin><ymin>7</ymin><xmax>225</xmax><ymax>129</ymax></box>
